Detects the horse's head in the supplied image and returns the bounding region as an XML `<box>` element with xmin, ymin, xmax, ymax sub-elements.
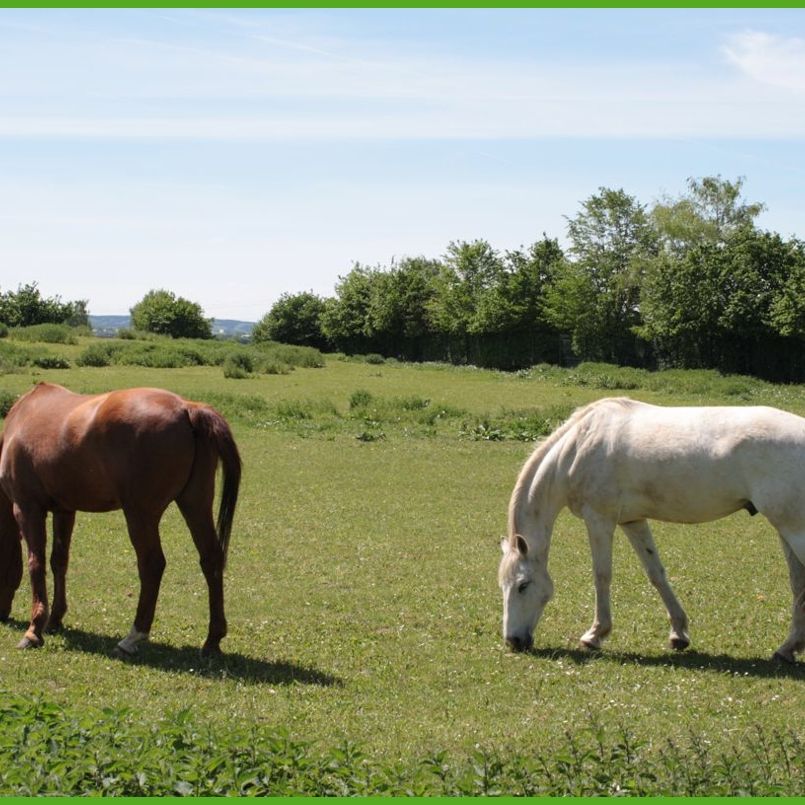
<box><xmin>498</xmin><ymin>534</ymin><xmax>553</xmax><ymax>652</ymax></box>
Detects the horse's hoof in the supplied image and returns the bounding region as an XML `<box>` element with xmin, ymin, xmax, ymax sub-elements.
<box><xmin>773</xmin><ymin>650</ymin><xmax>795</xmax><ymax>665</ymax></box>
<box><xmin>45</xmin><ymin>621</ymin><xmax>64</xmax><ymax>634</ymax></box>
<box><xmin>112</xmin><ymin>644</ymin><xmax>137</xmax><ymax>660</ymax></box>
<box><xmin>580</xmin><ymin>638</ymin><xmax>602</xmax><ymax>652</ymax></box>
<box><xmin>201</xmin><ymin>643</ymin><xmax>222</xmax><ymax>658</ymax></box>
<box><xmin>670</xmin><ymin>637</ymin><xmax>690</xmax><ymax>651</ymax></box>
<box><xmin>17</xmin><ymin>634</ymin><xmax>43</xmax><ymax>649</ymax></box>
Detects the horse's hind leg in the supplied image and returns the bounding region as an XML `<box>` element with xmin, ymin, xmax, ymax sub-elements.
<box><xmin>621</xmin><ymin>520</ymin><xmax>690</xmax><ymax>651</ymax></box>
<box><xmin>176</xmin><ymin>492</ymin><xmax>226</xmax><ymax>657</ymax></box>
<box><xmin>115</xmin><ymin>508</ymin><xmax>166</xmax><ymax>656</ymax></box>
<box><xmin>773</xmin><ymin>536</ymin><xmax>805</xmax><ymax>664</ymax></box>
<box><xmin>46</xmin><ymin>511</ymin><xmax>75</xmax><ymax>633</ymax></box>
<box><xmin>14</xmin><ymin>503</ymin><xmax>48</xmax><ymax>648</ymax></box>
<box><xmin>0</xmin><ymin>494</ymin><xmax>23</xmax><ymax>621</ymax></box>
<box><xmin>580</xmin><ymin>513</ymin><xmax>615</xmax><ymax>650</ymax></box>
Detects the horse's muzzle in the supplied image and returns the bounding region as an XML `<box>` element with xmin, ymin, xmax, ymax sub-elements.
<box><xmin>505</xmin><ymin>634</ymin><xmax>533</xmax><ymax>652</ymax></box>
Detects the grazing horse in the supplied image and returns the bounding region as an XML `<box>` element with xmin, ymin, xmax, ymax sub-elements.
<box><xmin>499</xmin><ymin>397</ymin><xmax>805</xmax><ymax>663</ymax></box>
<box><xmin>0</xmin><ymin>382</ymin><xmax>241</xmax><ymax>656</ymax></box>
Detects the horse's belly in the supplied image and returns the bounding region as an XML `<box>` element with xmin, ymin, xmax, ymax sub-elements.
<box><xmin>50</xmin><ymin>487</ymin><xmax>121</xmax><ymax>513</ymax></box>
<box><xmin>44</xmin><ymin>468</ymin><xmax>122</xmax><ymax>513</ymax></box>
<box><xmin>618</xmin><ymin>488</ymin><xmax>743</xmax><ymax>525</ymax></box>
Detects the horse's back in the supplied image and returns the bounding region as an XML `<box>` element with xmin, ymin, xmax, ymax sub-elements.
<box><xmin>1</xmin><ymin>384</ymin><xmax>197</xmax><ymax>513</ymax></box>
<box><xmin>563</xmin><ymin>398</ymin><xmax>805</xmax><ymax>525</ymax></box>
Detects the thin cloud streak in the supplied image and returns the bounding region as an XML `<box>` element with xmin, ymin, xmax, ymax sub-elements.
<box><xmin>3</xmin><ymin>18</ymin><xmax>805</xmax><ymax>140</ymax></box>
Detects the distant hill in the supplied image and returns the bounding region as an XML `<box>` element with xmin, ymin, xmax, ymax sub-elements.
<box><xmin>89</xmin><ymin>315</ymin><xmax>255</xmax><ymax>338</ymax></box>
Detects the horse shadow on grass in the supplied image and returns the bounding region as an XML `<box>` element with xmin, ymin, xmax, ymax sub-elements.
<box><xmin>528</xmin><ymin>644</ymin><xmax>805</xmax><ymax>680</ymax></box>
<box><xmin>2</xmin><ymin>618</ymin><xmax>341</xmax><ymax>687</ymax></box>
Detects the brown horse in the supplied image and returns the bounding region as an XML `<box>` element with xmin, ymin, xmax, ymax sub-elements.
<box><xmin>0</xmin><ymin>382</ymin><xmax>241</xmax><ymax>656</ymax></box>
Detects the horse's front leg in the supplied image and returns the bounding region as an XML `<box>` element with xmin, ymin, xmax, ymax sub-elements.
<box><xmin>14</xmin><ymin>503</ymin><xmax>48</xmax><ymax>648</ymax></box>
<box><xmin>46</xmin><ymin>511</ymin><xmax>75</xmax><ymax>633</ymax></box>
<box><xmin>621</xmin><ymin>520</ymin><xmax>690</xmax><ymax>651</ymax></box>
<box><xmin>580</xmin><ymin>513</ymin><xmax>615</xmax><ymax>650</ymax></box>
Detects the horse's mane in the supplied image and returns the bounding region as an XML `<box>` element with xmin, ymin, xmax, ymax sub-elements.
<box><xmin>507</xmin><ymin>397</ymin><xmax>636</xmax><ymax>538</ymax></box>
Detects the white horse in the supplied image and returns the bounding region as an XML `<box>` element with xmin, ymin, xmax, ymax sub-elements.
<box><xmin>499</xmin><ymin>397</ymin><xmax>805</xmax><ymax>663</ymax></box>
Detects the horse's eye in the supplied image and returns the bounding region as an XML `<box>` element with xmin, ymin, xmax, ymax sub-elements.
<box><xmin>517</xmin><ymin>581</ymin><xmax>530</xmax><ymax>594</ymax></box>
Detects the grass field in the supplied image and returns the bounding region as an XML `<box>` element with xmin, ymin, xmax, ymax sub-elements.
<box><xmin>1</xmin><ymin>338</ymin><xmax>803</xmax><ymax>794</ymax></box>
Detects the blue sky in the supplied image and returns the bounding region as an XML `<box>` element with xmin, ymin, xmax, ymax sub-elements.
<box><xmin>2</xmin><ymin>9</ymin><xmax>805</xmax><ymax>320</ymax></box>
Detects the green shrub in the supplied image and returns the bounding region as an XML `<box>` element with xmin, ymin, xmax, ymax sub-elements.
<box><xmin>273</xmin><ymin>399</ymin><xmax>337</xmax><ymax>421</ymax></box>
<box><xmin>9</xmin><ymin>323</ymin><xmax>79</xmax><ymax>345</ymax></box>
<box><xmin>349</xmin><ymin>389</ymin><xmax>374</xmax><ymax>409</ymax></box>
<box><xmin>395</xmin><ymin>395</ymin><xmax>430</xmax><ymax>411</ymax></box>
<box><xmin>200</xmin><ymin>392</ymin><xmax>271</xmax><ymax>423</ymax></box>
<box><xmin>260</xmin><ymin>361</ymin><xmax>291</xmax><ymax>375</ymax></box>
<box><xmin>223</xmin><ymin>353</ymin><xmax>252</xmax><ymax>379</ymax></box>
<box><xmin>0</xmin><ymin>342</ymin><xmax>31</xmax><ymax>372</ymax></box>
<box><xmin>460</xmin><ymin>404</ymin><xmax>573</xmax><ymax>442</ymax></box>
<box><xmin>0</xmin><ymin>322</ymin><xmax>8</xmax><ymax>338</ymax></box>
<box><xmin>0</xmin><ymin>390</ymin><xmax>18</xmax><ymax>417</ymax></box>
<box><xmin>32</xmin><ymin>355</ymin><xmax>70</xmax><ymax>369</ymax></box>
<box><xmin>76</xmin><ymin>343</ymin><xmax>114</xmax><ymax>367</ymax></box>
<box><xmin>105</xmin><ymin>343</ymin><xmax>204</xmax><ymax>369</ymax></box>
<box><xmin>263</xmin><ymin>343</ymin><xmax>325</xmax><ymax>369</ymax></box>
<box><xmin>223</xmin><ymin>363</ymin><xmax>248</xmax><ymax>379</ymax></box>
<box><xmin>365</xmin><ymin>353</ymin><xmax>385</xmax><ymax>365</ymax></box>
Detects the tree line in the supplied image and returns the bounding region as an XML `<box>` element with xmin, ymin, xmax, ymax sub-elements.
<box><xmin>4</xmin><ymin>176</ymin><xmax>804</xmax><ymax>381</ymax></box>
<box><xmin>0</xmin><ymin>286</ymin><xmax>213</xmax><ymax>340</ymax></box>
<box><xmin>0</xmin><ymin>283</ymin><xmax>89</xmax><ymax>331</ymax></box>
<box><xmin>255</xmin><ymin>176</ymin><xmax>805</xmax><ymax>381</ymax></box>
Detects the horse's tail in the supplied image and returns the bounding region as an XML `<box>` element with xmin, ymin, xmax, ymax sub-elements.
<box><xmin>186</xmin><ymin>406</ymin><xmax>242</xmax><ymax>568</ymax></box>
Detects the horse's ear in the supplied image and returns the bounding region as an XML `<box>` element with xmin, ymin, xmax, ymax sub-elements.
<box><xmin>514</xmin><ymin>534</ymin><xmax>528</xmax><ymax>557</ymax></box>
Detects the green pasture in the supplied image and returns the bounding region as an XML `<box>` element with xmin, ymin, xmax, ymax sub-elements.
<box><xmin>0</xmin><ymin>337</ymin><xmax>803</xmax><ymax>793</ymax></box>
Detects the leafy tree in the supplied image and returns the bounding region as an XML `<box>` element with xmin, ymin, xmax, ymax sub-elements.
<box><xmin>319</xmin><ymin>265</ymin><xmax>378</xmax><ymax>353</ymax></box>
<box><xmin>428</xmin><ymin>240</ymin><xmax>506</xmax><ymax>336</ymax></box>
<box><xmin>770</xmin><ymin>248</ymin><xmax>805</xmax><ymax>339</ymax></box>
<box><xmin>652</xmin><ymin>175</ymin><xmax>765</xmax><ymax>255</ymax></box>
<box><xmin>366</xmin><ymin>257</ymin><xmax>441</xmax><ymax>340</ymax></box>
<box><xmin>253</xmin><ymin>292</ymin><xmax>327</xmax><ymax>349</ymax></box>
<box><xmin>363</xmin><ymin>256</ymin><xmax>443</xmax><ymax>359</ymax></box>
<box><xmin>544</xmin><ymin>188</ymin><xmax>657</xmax><ymax>362</ymax></box>
<box><xmin>0</xmin><ymin>282</ymin><xmax>88</xmax><ymax>328</ymax></box>
<box><xmin>500</xmin><ymin>237</ymin><xmax>566</xmax><ymax>331</ymax></box>
<box><xmin>636</xmin><ymin>246</ymin><xmax>725</xmax><ymax>367</ymax></box>
<box><xmin>129</xmin><ymin>289</ymin><xmax>212</xmax><ymax>339</ymax></box>
<box><xmin>639</xmin><ymin>227</ymin><xmax>803</xmax><ymax>369</ymax></box>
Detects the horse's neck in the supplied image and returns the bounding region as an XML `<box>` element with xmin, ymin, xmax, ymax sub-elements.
<box><xmin>509</xmin><ymin>444</ymin><xmax>566</xmax><ymax>559</ymax></box>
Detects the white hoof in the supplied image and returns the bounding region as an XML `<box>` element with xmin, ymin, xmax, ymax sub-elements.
<box><xmin>580</xmin><ymin>631</ymin><xmax>603</xmax><ymax>650</ymax></box>
<box><xmin>116</xmin><ymin>626</ymin><xmax>149</xmax><ymax>656</ymax></box>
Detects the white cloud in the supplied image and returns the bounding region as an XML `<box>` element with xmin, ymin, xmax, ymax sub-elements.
<box><xmin>722</xmin><ymin>30</ymin><xmax>805</xmax><ymax>93</ymax></box>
